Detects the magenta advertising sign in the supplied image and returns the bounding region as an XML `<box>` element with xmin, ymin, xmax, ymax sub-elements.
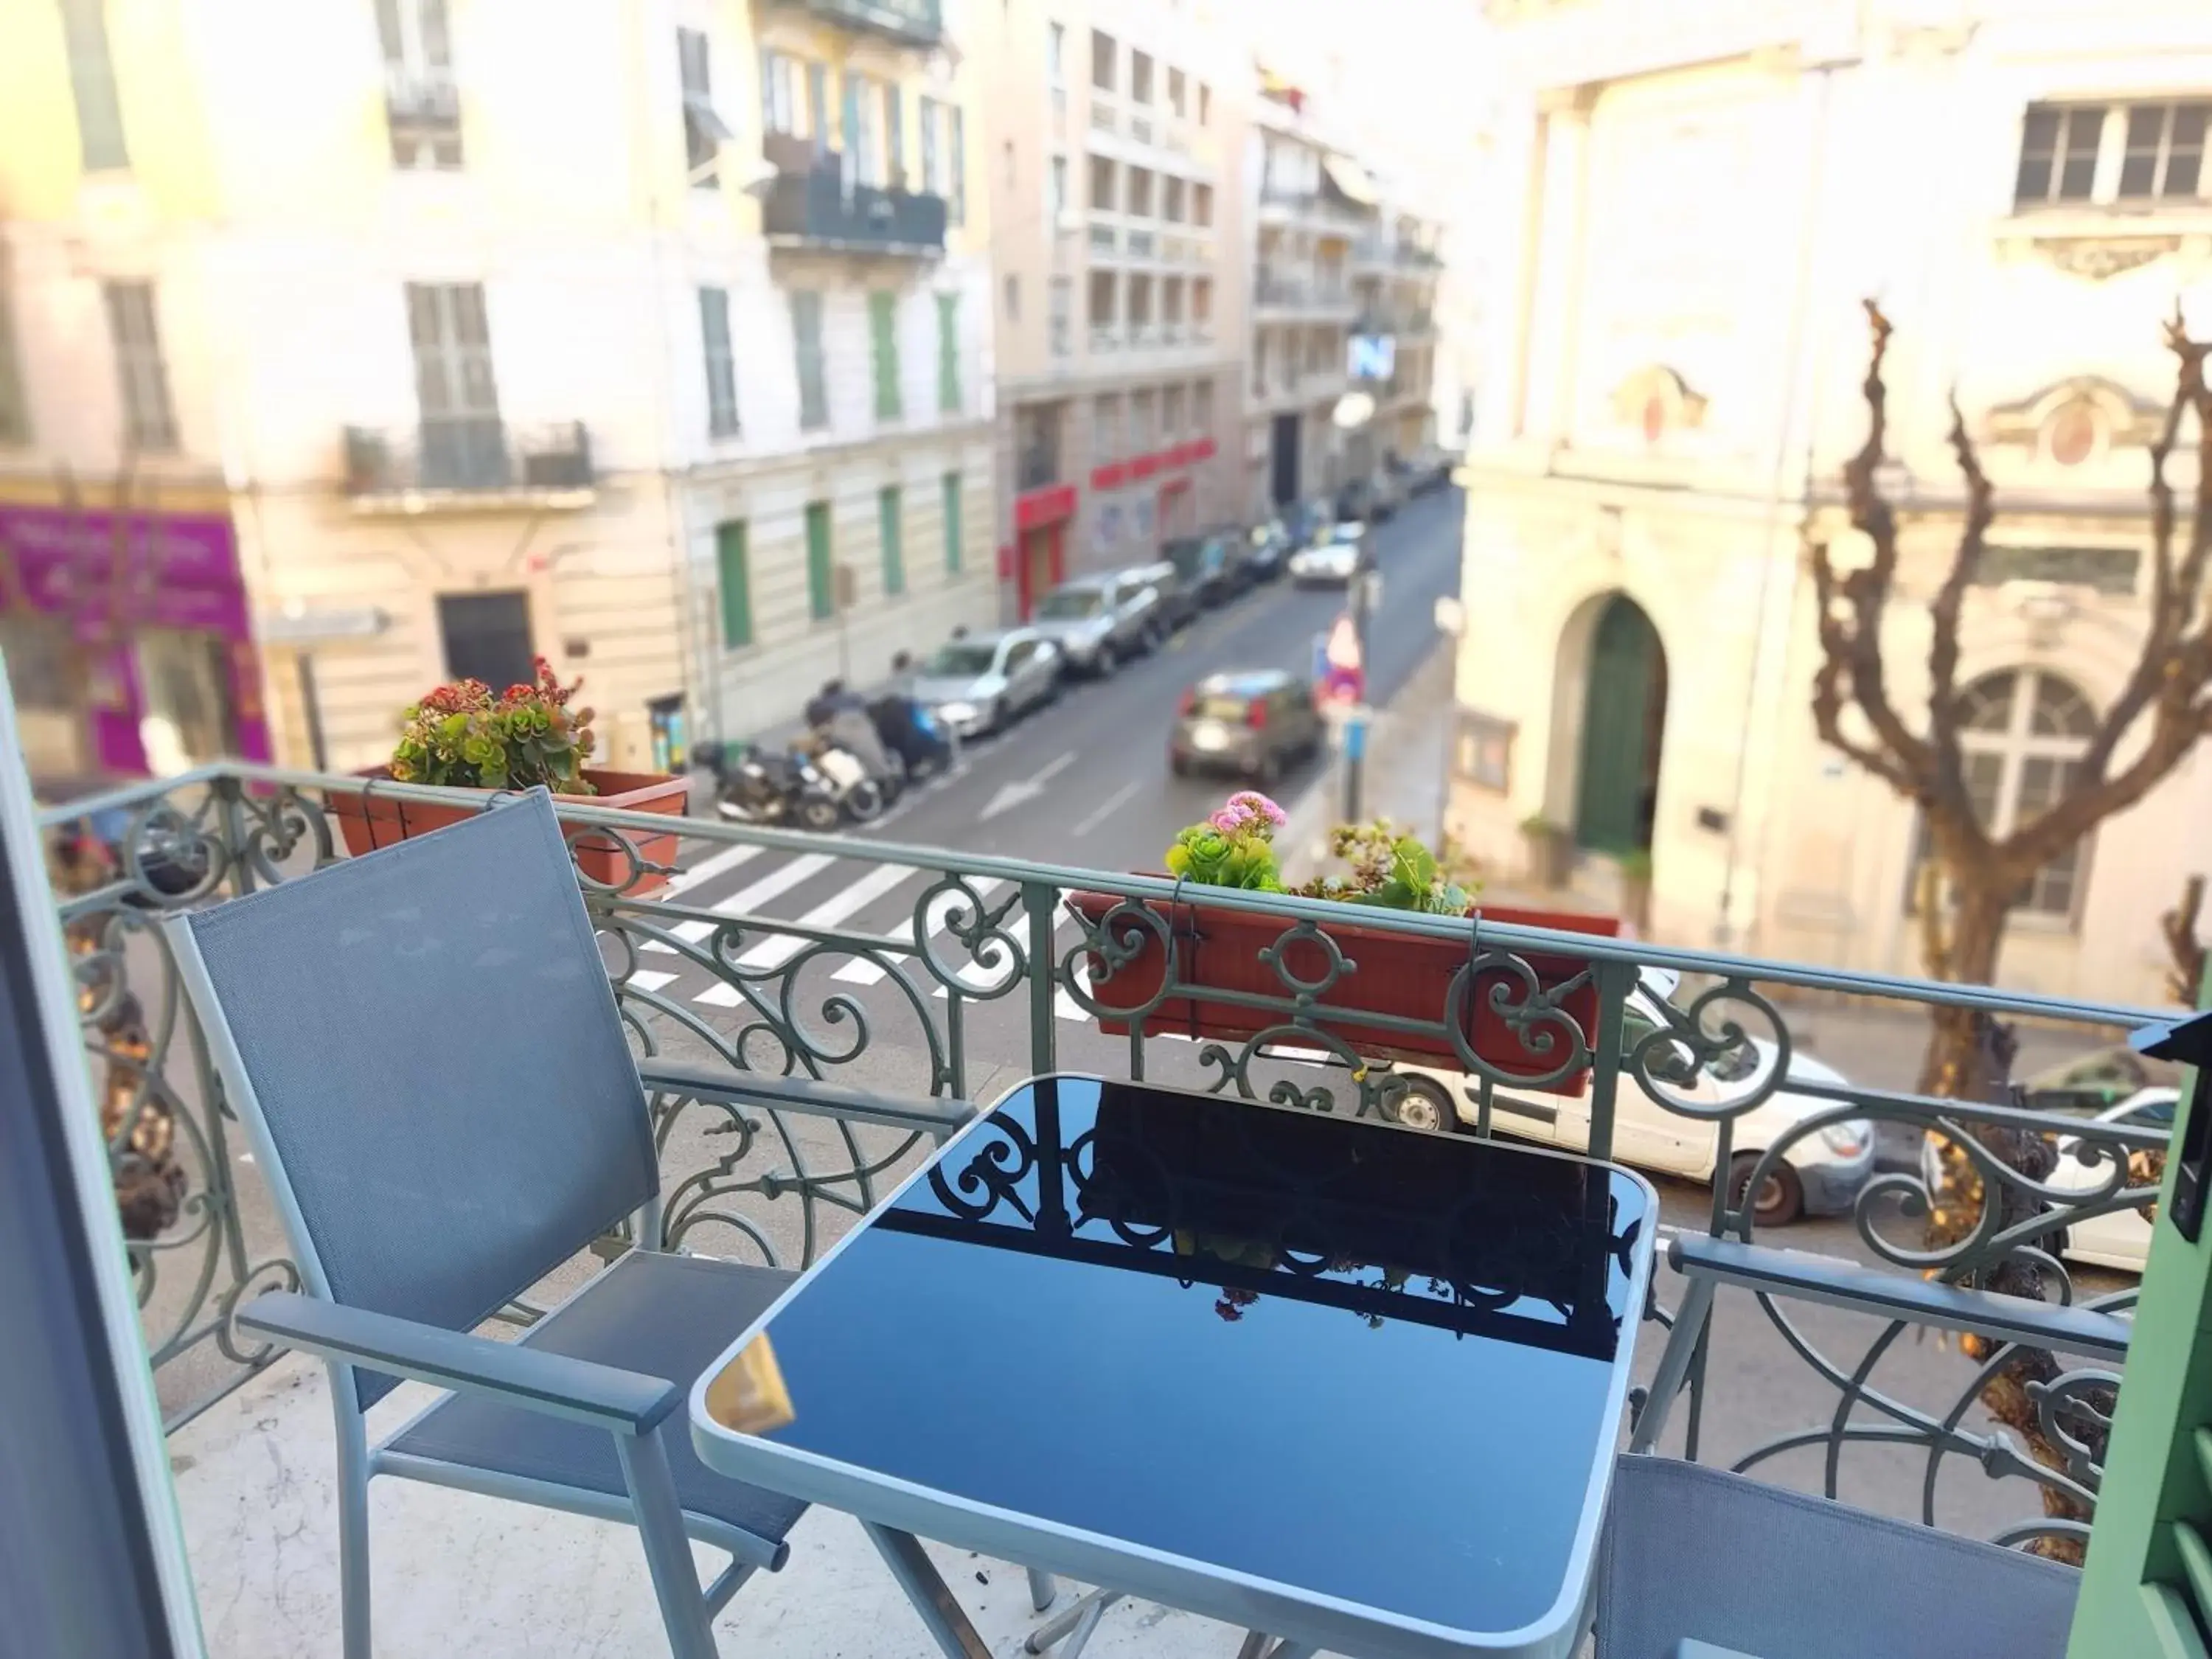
<box><xmin>0</xmin><ymin>501</ymin><xmax>271</xmax><ymax>773</ymax></box>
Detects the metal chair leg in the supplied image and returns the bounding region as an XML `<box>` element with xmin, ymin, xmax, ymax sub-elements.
<box><xmin>1025</xmin><ymin>1587</ymin><xmax>1122</xmax><ymax>1653</ymax></box>
<box><xmin>614</xmin><ymin>1427</ymin><xmax>720</xmax><ymax>1659</ymax></box>
<box><xmin>863</xmin><ymin>1521</ymin><xmax>993</xmax><ymax>1659</ymax></box>
<box><xmin>1027</xmin><ymin>1565</ymin><xmax>1059</xmax><ymax>1612</ymax></box>
<box><xmin>331</xmin><ymin>1379</ymin><xmax>373</xmax><ymax>1659</ymax></box>
<box><xmin>1054</xmin><ymin>1592</ymin><xmax>1115</xmax><ymax>1659</ymax></box>
<box><xmin>1234</xmin><ymin>1634</ymin><xmax>1273</xmax><ymax>1659</ymax></box>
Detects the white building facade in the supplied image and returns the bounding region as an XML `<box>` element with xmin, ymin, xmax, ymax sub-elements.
<box><xmin>1453</xmin><ymin>0</ymin><xmax>2212</xmax><ymax>1005</ymax></box>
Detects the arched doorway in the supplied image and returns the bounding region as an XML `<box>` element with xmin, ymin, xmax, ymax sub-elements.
<box><xmin>1573</xmin><ymin>595</ymin><xmax>1666</xmax><ymax>852</ymax></box>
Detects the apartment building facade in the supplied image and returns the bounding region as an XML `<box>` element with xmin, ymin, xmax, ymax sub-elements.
<box><xmin>975</xmin><ymin>0</ymin><xmax>1248</xmax><ymax>613</ymax></box>
<box><xmin>1452</xmin><ymin>0</ymin><xmax>2212</xmax><ymax>1004</ymax></box>
<box><xmin>0</xmin><ymin>0</ymin><xmax>996</xmax><ymax>779</ymax></box>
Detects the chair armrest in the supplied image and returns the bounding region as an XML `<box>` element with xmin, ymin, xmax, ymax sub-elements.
<box><xmin>637</xmin><ymin>1062</ymin><xmax>978</xmax><ymax>1138</ymax></box>
<box><xmin>1667</xmin><ymin>1234</ymin><xmax>2131</xmax><ymax>1363</ymax></box>
<box><xmin>236</xmin><ymin>1290</ymin><xmax>680</xmax><ymax>1434</ymax></box>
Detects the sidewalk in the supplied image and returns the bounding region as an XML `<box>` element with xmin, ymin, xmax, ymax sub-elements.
<box><xmin>1280</xmin><ymin>641</ymin><xmax>1457</xmax><ymax>886</ymax></box>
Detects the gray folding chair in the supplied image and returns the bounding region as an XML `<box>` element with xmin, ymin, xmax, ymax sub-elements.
<box><xmin>166</xmin><ymin>791</ymin><xmax>803</xmax><ymax>1659</ymax></box>
<box><xmin>1600</xmin><ymin>1231</ymin><xmax>2098</xmax><ymax>1658</ymax></box>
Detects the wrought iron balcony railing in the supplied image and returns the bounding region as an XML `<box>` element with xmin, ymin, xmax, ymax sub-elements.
<box><xmin>341</xmin><ymin>420</ymin><xmax>594</xmax><ymax>501</ymax></box>
<box><xmin>774</xmin><ymin>0</ymin><xmax>942</xmax><ymax>48</ymax></box>
<box><xmin>43</xmin><ymin>764</ymin><xmax>2165</xmax><ymax>1558</ymax></box>
<box><xmin>760</xmin><ymin>155</ymin><xmax>949</xmax><ymax>254</ymax></box>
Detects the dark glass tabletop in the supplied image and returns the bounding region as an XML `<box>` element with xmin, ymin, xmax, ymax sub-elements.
<box><xmin>742</xmin><ymin>1076</ymin><xmax>1652</xmax><ymax>1637</ymax></box>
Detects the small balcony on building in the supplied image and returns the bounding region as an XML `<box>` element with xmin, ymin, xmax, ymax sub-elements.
<box><xmin>768</xmin><ymin>0</ymin><xmax>941</xmax><ymax>49</ymax></box>
<box><xmin>341</xmin><ymin>420</ymin><xmax>594</xmax><ymax>511</ymax></box>
<box><xmin>761</xmin><ymin>139</ymin><xmax>947</xmax><ymax>257</ymax></box>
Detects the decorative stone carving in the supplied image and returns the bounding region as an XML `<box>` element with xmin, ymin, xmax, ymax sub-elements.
<box><xmin>2039</xmin><ymin>237</ymin><xmax>2179</xmax><ymax>281</ymax></box>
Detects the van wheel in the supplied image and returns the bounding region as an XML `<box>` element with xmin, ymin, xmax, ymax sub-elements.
<box><xmin>1388</xmin><ymin>1075</ymin><xmax>1456</xmax><ymax>1133</ymax></box>
<box><xmin>1728</xmin><ymin>1152</ymin><xmax>1804</xmax><ymax>1227</ymax></box>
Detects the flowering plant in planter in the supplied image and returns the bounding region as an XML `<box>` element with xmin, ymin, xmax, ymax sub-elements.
<box><xmin>1162</xmin><ymin>792</ymin><xmax>1476</xmax><ymax>914</ymax></box>
<box><xmin>389</xmin><ymin>658</ymin><xmax>597</xmax><ymax>795</ymax></box>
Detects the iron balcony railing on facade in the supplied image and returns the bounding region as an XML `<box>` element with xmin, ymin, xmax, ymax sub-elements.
<box><xmin>774</xmin><ymin>0</ymin><xmax>942</xmax><ymax>49</ymax></box>
<box><xmin>43</xmin><ymin>764</ymin><xmax>2165</xmax><ymax>1558</ymax></box>
<box><xmin>760</xmin><ymin>153</ymin><xmax>948</xmax><ymax>254</ymax></box>
<box><xmin>341</xmin><ymin>420</ymin><xmax>593</xmax><ymax>499</ymax></box>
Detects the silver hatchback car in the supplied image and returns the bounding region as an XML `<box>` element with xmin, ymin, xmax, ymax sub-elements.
<box><xmin>910</xmin><ymin>630</ymin><xmax>1062</xmax><ymax>737</ymax></box>
<box><xmin>1026</xmin><ymin>571</ymin><xmax>1165</xmax><ymax>676</ymax></box>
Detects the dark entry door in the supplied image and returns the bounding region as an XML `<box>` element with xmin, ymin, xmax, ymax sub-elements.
<box><xmin>437</xmin><ymin>591</ymin><xmax>535</xmax><ymax>690</ymax></box>
<box><xmin>1270</xmin><ymin>413</ymin><xmax>1301</xmax><ymax>507</ymax></box>
<box><xmin>1573</xmin><ymin>596</ymin><xmax>1666</xmax><ymax>852</ymax></box>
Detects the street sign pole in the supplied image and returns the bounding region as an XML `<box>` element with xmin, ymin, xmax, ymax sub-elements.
<box><xmin>1343</xmin><ymin>562</ymin><xmax>1377</xmax><ymax>822</ymax></box>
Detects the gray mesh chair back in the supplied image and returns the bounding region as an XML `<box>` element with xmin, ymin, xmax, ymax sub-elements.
<box><xmin>178</xmin><ymin>792</ymin><xmax>655</xmax><ymax>1406</ymax></box>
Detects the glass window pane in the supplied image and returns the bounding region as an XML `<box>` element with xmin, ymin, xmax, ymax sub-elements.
<box><xmin>2030</xmin><ymin>672</ymin><xmax>2097</xmax><ymax>737</ymax></box>
<box><xmin>1965</xmin><ymin>751</ymin><xmax>2004</xmax><ymax>825</ymax></box>
<box><xmin>2168</xmin><ymin>104</ymin><xmax>2208</xmax><ymax>196</ymax></box>
<box><xmin>2119</xmin><ymin>104</ymin><xmax>2164</xmax><ymax>197</ymax></box>
<box><xmin>1958</xmin><ymin>672</ymin><xmax>2017</xmax><ymax>732</ymax></box>
<box><xmin>2059</xmin><ymin>107</ymin><xmax>2104</xmax><ymax>198</ymax></box>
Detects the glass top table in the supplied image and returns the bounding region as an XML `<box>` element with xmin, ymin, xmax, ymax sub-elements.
<box><xmin>692</xmin><ymin>1074</ymin><xmax>1656</xmax><ymax>1659</ymax></box>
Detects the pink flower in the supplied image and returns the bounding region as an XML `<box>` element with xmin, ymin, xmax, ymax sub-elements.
<box><xmin>1226</xmin><ymin>790</ymin><xmax>1287</xmax><ymax>827</ymax></box>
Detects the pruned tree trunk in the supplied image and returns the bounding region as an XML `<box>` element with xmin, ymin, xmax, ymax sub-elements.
<box><xmin>2164</xmin><ymin>874</ymin><xmax>2208</xmax><ymax>1005</ymax></box>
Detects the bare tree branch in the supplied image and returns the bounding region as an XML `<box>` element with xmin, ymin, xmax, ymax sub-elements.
<box><xmin>2165</xmin><ymin>874</ymin><xmax>2209</xmax><ymax>1004</ymax></box>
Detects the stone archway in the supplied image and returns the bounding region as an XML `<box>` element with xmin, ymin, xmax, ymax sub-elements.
<box><xmin>1570</xmin><ymin>594</ymin><xmax>1667</xmax><ymax>853</ymax></box>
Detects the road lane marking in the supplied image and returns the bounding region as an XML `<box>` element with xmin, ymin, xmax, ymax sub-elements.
<box><xmin>734</xmin><ymin>862</ymin><xmax>922</xmax><ymax>970</ymax></box>
<box><xmin>978</xmin><ymin>751</ymin><xmax>1079</xmax><ymax>823</ymax></box>
<box><xmin>1071</xmin><ymin>780</ymin><xmax>1142</xmax><ymax>838</ymax></box>
<box><xmin>622</xmin><ymin>970</ymin><xmax>678</xmax><ymax>994</ymax></box>
<box><xmin>832</xmin><ymin>877</ymin><xmax>1009</xmax><ymax>985</ymax></box>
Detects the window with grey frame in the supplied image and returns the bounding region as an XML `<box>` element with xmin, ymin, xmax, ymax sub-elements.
<box><xmin>60</xmin><ymin>0</ymin><xmax>129</xmax><ymax>172</ymax></box>
<box><xmin>0</xmin><ymin>286</ymin><xmax>29</xmax><ymax>445</ymax></box>
<box><xmin>678</xmin><ymin>27</ymin><xmax>731</xmax><ymax>183</ymax></box>
<box><xmin>791</xmin><ymin>290</ymin><xmax>828</xmax><ymax>431</ymax></box>
<box><xmin>375</xmin><ymin>0</ymin><xmax>461</xmax><ymax>168</ymax></box>
<box><xmin>2016</xmin><ymin>100</ymin><xmax>2211</xmax><ymax>207</ymax></box>
<box><xmin>102</xmin><ymin>282</ymin><xmax>175</xmax><ymax>453</ymax></box>
<box><xmin>700</xmin><ymin>286</ymin><xmax>740</xmax><ymax>437</ymax></box>
<box><xmin>405</xmin><ymin>282</ymin><xmax>503</xmax><ymax>486</ymax></box>
<box><xmin>1905</xmin><ymin>669</ymin><xmax>2099</xmax><ymax>922</ymax></box>
<box><xmin>919</xmin><ymin>95</ymin><xmax>942</xmax><ymax>195</ymax></box>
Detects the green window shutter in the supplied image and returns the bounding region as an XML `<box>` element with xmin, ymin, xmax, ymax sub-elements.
<box><xmin>936</xmin><ymin>293</ymin><xmax>960</xmax><ymax>414</ymax></box>
<box><xmin>61</xmin><ymin>0</ymin><xmax>129</xmax><ymax>172</ymax></box>
<box><xmin>870</xmin><ymin>292</ymin><xmax>901</xmax><ymax>420</ymax></box>
<box><xmin>878</xmin><ymin>485</ymin><xmax>905</xmax><ymax>597</ymax></box>
<box><xmin>715</xmin><ymin>520</ymin><xmax>751</xmax><ymax>648</ymax></box>
<box><xmin>804</xmin><ymin>501</ymin><xmax>835</xmax><ymax>620</ymax></box>
<box><xmin>941</xmin><ymin>471</ymin><xmax>962</xmax><ymax>574</ymax></box>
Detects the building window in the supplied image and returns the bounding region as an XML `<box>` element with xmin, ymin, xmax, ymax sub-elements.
<box><xmin>0</xmin><ymin>289</ymin><xmax>29</xmax><ymax>444</ymax></box>
<box><xmin>920</xmin><ymin>95</ymin><xmax>942</xmax><ymax>192</ymax></box>
<box><xmin>1127</xmin><ymin>273</ymin><xmax>1153</xmax><ymax>336</ymax></box>
<box><xmin>1193</xmin><ymin>377</ymin><xmax>1214</xmax><ymax>432</ymax></box>
<box><xmin>1162</xmin><ymin>276</ymin><xmax>1184</xmax><ymax>335</ymax></box>
<box><xmin>60</xmin><ymin>0</ymin><xmax>129</xmax><ymax>172</ymax></box>
<box><xmin>1047</xmin><ymin>22</ymin><xmax>1065</xmax><ymax>86</ymax></box>
<box><xmin>936</xmin><ymin>292</ymin><xmax>961</xmax><ymax>414</ymax></box>
<box><xmin>1094</xmin><ymin>392</ymin><xmax>1123</xmax><ymax>459</ymax></box>
<box><xmin>885</xmin><ymin>83</ymin><xmax>905</xmax><ymax>184</ymax></box>
<box><xmin>878</xmin><ymin>484</ymin><xmax>905</xmax><ymax>597</ymax></box>
<box><xmin>437</xmin><ymin>591</ymin><xmax>534</xmax><ymax>691</ymax></box>
<box><xmin>1162</xmin><ymin>384</ymin><xmax>1184</xmax><ymax>437</ymax></box>
<box><xmin>405</xmin><ymin>282</ymin><xmax>501</xmax><ymax>483</ymax></box>
<box><xmin>1089</xmin><ymin>154</ymin><xmax>1116</xmax><ymax>209</ymax></box>
<box><xmin>849</xmin><ymin>72</ymin><xmax>881</xmax><ymax>186</ymax></box>
<box><xmin>761</xmin><ymin>48</ymin><xmax>801</xmax><ymax>136</ymax></box>
<box><xmin>699</xmin><ymin>287</ymin><xmax>739</xmax><ymax>437</ymax></box>
<box><xmin>950</xmin><ymin>105</ymin><xmax>967</xmax><ymax>224</ymax></box>
<box><xmin>1130</xmin><ymin>389</ymin><xmax>1155</xmax><ymax>452</ymax></box>
<box><xmin>103</xmin><ymin>281</ymin><xmax>175</xmax><ymax>452</ymax></box>
<box><xmin>1168</xmin><ymin>67</ymin><xmax>1186</xmax><ymax>119</ymax></box>
<box><xmin>1003</xmin><ymin>274</ymin><xmax>1020</xmax><ymax>321</ymax></box>
<box><xmin>677</xmin><ymin>27</ymin><xmax>728</xmax><ymax>183</ymax></box>
<box><xmin>716</xmin><ymin>520</ymin><xmax>752</xmax><ymax>648</ymax></box>
<box><xmin>375</xmin><ymin>0</ymin><xmax>461</xmax><ymax>169</ymax></box>
<box><xmin>1193</xmin><ymin>182</ymin><xmax>1213</xmax><ymax>226</ymax></box>
<box><xmin>1130</xmin><ymin>51</ymin><xmax>1154</xmax><ymax>107</ymax></box>
<box><xmin>1197</xmin><ymin>82</ymin><xmax>1211</xmax><ymax>126</ymax></box>
<box><xmin>791</xmin><ymin>290</ymin><xmax>827</xmax><ymax>431</ymax></box>
<box><xmin>1192</xmin><ymin>276</ymin><xmax>1213</xmax><ymax>335</ymax></box>
<box><xmin>1908</xmin><ymin>669</ymin><xmax>2099</xmax><ymax>922</ymax></box>
<box><xmin>2121</xmin><ymin>102</ymin><xmax>2208</xmax><ymax>199</ymax></box>
<box><xmin>1127</xmin><ymin>167</ymin><xmax>1154</xmax><ymax>218</ymax></box>
<box><xmin>2016</xmin><ymin>100</ymin><xmax>2212</xmax><ymax>207</ymax></box>
<box><xmin>1048</xmin><ymin>153</ymin><xmax>1068</xmax><ymax>222</ymax></box>
<box><xmin>804</xmin><ymin>501</ymin><xmax>835</xmax><ymax>620</ymax></box>
<box><xmin>870</xmin><ymin>291</ymin><xmax>902</xmax><ymax>421</ymax></box>
<box><xmin>1091</xmin><ymin>30</ymin><xmax>1116</xmax><ymax>94</ymax></box>
<box><xmin>1049</xmin><ymin>277</ymin><xmax>1072</xmax><ymax>357</ymax></box>
<box><xmin>941</xmin><ymin>472</ymin><xmax>964</xmax><ymax>574</ymax></box>
<box><xmin>1162</xmin><ymin>176</ymin><xmax>1185</xmax><ymax>223</ymax></box>
<box><xmin>1088</xmin><ymin>270</ymin><xmax>1116</xmax><ymax>338</ymax></box>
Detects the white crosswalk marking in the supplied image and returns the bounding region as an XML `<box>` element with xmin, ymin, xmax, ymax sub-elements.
<box><xmin>644</xmin><ymin>846</ymin><xmax>766</xmax><ymax>950</ymax></box>
<box><xmin>622</xmin><ymin>970</ymin><xmax>678</xmax><ymax>994</ymax></box>
<box><xmin>684</xmin><ymin>854</ymin><xmax>841</xmax><ymax>1005</ymax></box>
<box><xmin>734</xmin><ymin>862</ymin><xmax>921</xmax><ymax>970</ymax></box>
<box><xmin>830</xmin><ymin>878</ymin><xmax>1007</xmax><ymax>986</ymax></box>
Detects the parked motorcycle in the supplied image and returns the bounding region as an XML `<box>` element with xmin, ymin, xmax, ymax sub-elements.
<box><xmin>707</xmin><ymin>743</ymin><xmax>842</xmax><ymax>832</ymax></box>
<box><xmin>796</xmin><ymin>731</ymin><xmax>888</xmax><ymax>824</ymax></box>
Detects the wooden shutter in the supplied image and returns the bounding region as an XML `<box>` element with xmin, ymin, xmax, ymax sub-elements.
<box><xmin>941</xmin><ymin>472</ymin><xmax>962</xmax><ymax>574</ymax></box>
<box><xmin>870</xmin><ymin>292</ymin><xmax>900</xmax><ymax>421</ymax></box>
<box><xmin>716</xmin><ymin>521</ymin><xmax>751</xmax><ymax>648</ymax></box>
<box><xmin>804</xmin><ymin>501</ymin><xmax>835</xmax><ymax>620</ymax></box>
<box><xmin>936</xmin><ymin>293</ymin><xmax>960</xmax><ymax>414</ymax></box>
<box><xmin>878</xmin><ymin>486</ymin><xmax>904</xmax><ymax>598</ymax></box>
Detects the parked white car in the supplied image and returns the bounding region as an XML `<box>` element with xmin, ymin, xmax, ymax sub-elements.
<box><xmin>1919</xmin><ymin>1086</ymin><xmax>2174</xmax><ymax>1276</ymax></box>
<box><xmin>1389</xmin><ymin>969</ymin><xmax>1875</xmax><ymax>1226</ymax></box>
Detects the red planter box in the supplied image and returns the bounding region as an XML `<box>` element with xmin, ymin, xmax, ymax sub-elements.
<box><xmin>1067</xmin><ymin>891</ymin><xmax>1621</xmax><ymax>1094</ymax></box>
<box><xmin>329</xmin><ymin>768</ymin><xmax>689</xmax><ymax>896</ymax></box>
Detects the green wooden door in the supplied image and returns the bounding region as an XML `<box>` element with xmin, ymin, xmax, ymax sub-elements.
<box><xmin>1573</xmin><ymin>596</ymin><xmax>1662</xmax><ymax>852</ymax></box>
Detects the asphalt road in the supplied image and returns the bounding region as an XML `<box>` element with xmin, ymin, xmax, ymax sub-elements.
<box><xmin>866</xmin><ymin>484</ymin><xmax>1467</xmax><ymax>870</ymax></box>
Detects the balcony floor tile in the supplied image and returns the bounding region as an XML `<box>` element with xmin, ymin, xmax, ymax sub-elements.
<box><xmin>173</xmin><ymin>1354</ymin><xmax>1235</xmax><ymax>1658</ymax></box>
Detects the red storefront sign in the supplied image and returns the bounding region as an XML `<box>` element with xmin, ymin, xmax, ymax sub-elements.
<box><xmin>1015</xmin><ymin>482</ymin><xmax>1078</xmax><ymax>531</ymax></box>
<box><xmin>1090</xmin><ymin>461</ymin><xmax>1130</xmax><ymax>490</ymax></box>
